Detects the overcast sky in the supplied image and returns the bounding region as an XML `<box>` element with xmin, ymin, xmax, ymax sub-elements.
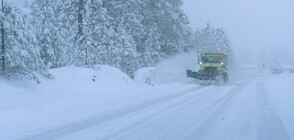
<box><xmin>183</xmin><ymin>0</ymin><xmax>294</xmax><ymax>63</ymax></box>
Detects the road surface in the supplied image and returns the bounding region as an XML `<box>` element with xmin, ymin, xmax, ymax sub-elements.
<box><xmin>17</xmin><ymin>68</ymin><xmax>294</xmax><ymax>140</ymax></box>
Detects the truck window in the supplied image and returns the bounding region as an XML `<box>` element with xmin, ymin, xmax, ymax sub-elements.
<box><xmin>202</xmin><ymin>56</ymin><xmax>223</xmax><ymax>63</ymax></box>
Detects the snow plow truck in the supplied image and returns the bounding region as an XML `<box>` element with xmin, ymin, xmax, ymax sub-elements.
<box><xmin>187</xmin><ymin>51</ymin><xmax>229</xmax><ymax>85</ymax></box>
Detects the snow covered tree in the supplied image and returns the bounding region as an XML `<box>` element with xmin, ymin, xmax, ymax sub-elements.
<box><xmin>0</xmin><ymin>0</ymin><xmax>197</xmax><ymax>79</ymax></box>
<box><xmin>194</xmin><ymin>23</ymin><xmax>233</xmax><ymax>56</ymax></box>
<box><xmin>101</xmin><ymin>0</ymin><xmax>193</xmax><ymax>74</ymax></box>
<box><xmin>72</xmin><ymin>0</ymin><xmax>97</xmax><ymax>67</ymax></box>
<box><xmin>194</xmin><ymin>23</ymin><xmax>234</xmax><ymax>68</ymax></box>
<box><xmin>194</xmin><ymin>23</ymin><xmax>215</xmax><ymax>52</ymax></box>
<box><xmin>0</xmin><ymin>4</ymin><xmax>49</xmax><ymax>81</ymax></box>
<box><xmin>141</xmin><ymin>0</ymin><xmax>192</xmax><ymax>58</ymax></box>
<box><xmin>116</xmin><ymin>23</ymin><xmax>138</xmax><ymax>75</ymax></box>
<box><xmin>101</xmin><ymin>0</ymin><xmax>141</xmax><ymax>74</ymax></box>
<box><xmin>140</xmin><ymin>24</ymin><xmax>161</xmax><ymax>67</ymax></box>
<box><xmin>31</xmin><ymin>0</ymin><xmax>71</xmax><ymax>68</ymax></box>
<box><xmin>58</xmin><ymin>0</ymin><xmax>115</xmax><ymax>68</ymax></box>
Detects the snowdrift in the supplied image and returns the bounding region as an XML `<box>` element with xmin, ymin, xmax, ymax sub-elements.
<box><xmin>0</xmin><ymin>65</ymin><xmax>135</xmax><ymax>95</ymax></box>
<box><xmin>39</xmin><ymin>65</ymin><xmax>135</xmax><ymax>95</ymax></box>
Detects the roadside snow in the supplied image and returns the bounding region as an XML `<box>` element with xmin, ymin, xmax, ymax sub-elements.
<box><xmin>0</xmin><ymin>65</ymin><xmax>196</xmax><ymax>140</ymax></box>
<box><xmin>134</xmin><ymin>67</ymin><xmax>156</xmax><ymax>85</ymax></box>
<box><xmin>0</xmin><ymin>65</ymin><xmax>136</xmax><ymax>139</ymax></box>
<box><xmin>39</xmin><ymin>65</ymin><xmax>135</xmax><ymax>95</ymax></box>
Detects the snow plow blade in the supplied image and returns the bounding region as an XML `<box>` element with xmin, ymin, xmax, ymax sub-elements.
<box><xmin>187</xmin><ymin>70</ymin><xmax>198</xmax><ymax>79</ymax></box>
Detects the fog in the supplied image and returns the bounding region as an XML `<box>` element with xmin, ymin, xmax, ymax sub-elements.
<box><xmin>183</xmin><ymin>0</ymin><xmax>294</xmax><ymax>65</ymax></box>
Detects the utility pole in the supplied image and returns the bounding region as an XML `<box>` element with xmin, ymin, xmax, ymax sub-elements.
<box><xmin>1</xmin><ymin>0</ymin><xmax>5</xmax><ymax>74</ymax></box>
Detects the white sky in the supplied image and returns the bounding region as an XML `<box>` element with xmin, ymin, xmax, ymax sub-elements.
<box><xmin>183</xmin><ymin>0</ymin><xmax>294</xmax><ymax>64</ymax></box>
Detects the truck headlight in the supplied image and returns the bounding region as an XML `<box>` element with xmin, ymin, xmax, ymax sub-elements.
<box><xmin>221</xmin><ymin>62</ymin><xmax>224</xmax><ymax>65</ymax></box>
<box><xmin>199</xmin><ymin>62</ymin><xmax>203</xmax><ymax>65</ymax></box>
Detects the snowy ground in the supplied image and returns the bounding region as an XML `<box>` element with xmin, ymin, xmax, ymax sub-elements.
<box><xmin>1</xmin><ymin>63</ymin><xmax>294</xmax><ymax>140</ymax></box>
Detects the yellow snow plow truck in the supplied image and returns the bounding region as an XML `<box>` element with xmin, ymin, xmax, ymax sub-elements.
<box><xmin>187</xmin><ymin>52</ymin><xmax>228</xmax><ymax>85</ymax></box>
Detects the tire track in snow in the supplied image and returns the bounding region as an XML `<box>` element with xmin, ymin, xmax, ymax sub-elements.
<box><xmin>17</xmin><ymin>86</ymin><xmax>210</xmax><ymax>140</ymax></box>
<box><xmin>186</xmin><ymin>81</ymin><xmax>248</xmax><ymax>140</ymax></box>
<box><xmin>225</xmin><ymin>81</ymin><xmax>257</xmax><ymax>140</ymax></box>
<box><xmin>105</xmin><ymin>82</ymin><xmax>247</xmax><ymax>140</ymax></box>
<box><xmin>101</xmin><ymin>85</ymin><xmax>227</xmax><ymax>140</ymax></box>
<box><xmin>255</xmin><ymin>83</ymin><xmax>291</xmax><ymax>140</ymax></box>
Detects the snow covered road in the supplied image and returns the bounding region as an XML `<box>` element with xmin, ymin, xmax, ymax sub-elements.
<box><xmin>1</xmin><ymin>67</ymin><xmax>294</xmax><ymax>140</ymax></box>
<box><xmin>15</xmin><ymin>74</ymin><xmax>294</xmax><ymax>140</ymax></box>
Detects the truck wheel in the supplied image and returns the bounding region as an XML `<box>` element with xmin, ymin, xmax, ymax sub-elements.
<box><xmin>225</xmin><ymin>73</ymin><xmax>229</xmax><ymax>83</ymax></box>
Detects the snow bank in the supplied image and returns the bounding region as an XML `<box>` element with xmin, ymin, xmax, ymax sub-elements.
<box><xmin>39</xmin><ymin>65</ymin><xmax>134</xmax><ymax>95</ymax></box>
<box><xmin>134</xmin><ymin>67</ymin><xmax>156</xmax><ymax>85</ymax></box>
<box><xmin>0</xmin><ymin>65</ymin><xmax>136</xmax><ymax>115</ymax></box>
<box><xmin>0</xmin><ymin>65</ymin><xmax>197</xmax><ymax>140</ymax></box>
<box><xmin>0</xmin><ymin>65</ymin><xmax>137</xmax><ymax>139</ymax></box>
<box><xmin>135</xmin><ymin>52</ymin><xmax>200</xmax><ymax>85</ymax></box>
<box><xmin>0</xmin><ymin>65</ymin><xmax>134</xmax><ymax>95</ymax></box>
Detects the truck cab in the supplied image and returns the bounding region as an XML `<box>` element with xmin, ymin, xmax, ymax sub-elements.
<box><xmin>187</xmin><ymin>52</ymin><xmax>229</xmax><ymax>85</ymax></box>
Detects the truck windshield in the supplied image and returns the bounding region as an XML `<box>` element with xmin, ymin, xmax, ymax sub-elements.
<box><xmin>202</xmin><ymin>56</ymin><xmax>222</xmax><ymax>63</ymax></box>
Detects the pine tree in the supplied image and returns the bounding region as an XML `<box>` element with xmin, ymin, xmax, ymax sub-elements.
<box><xmin>1</xmin><ymin>4</ymin><xmax>49</xmax><ymax>81</ymax></box>
<box><xmin>194</xmin><ymin>23</ymin><xmax>234</xmax><ymax>60</ymax></box>
<box><xmin>140</xmin><ymin>24</ymin><xmax>161</xmax><ymax>67</ymax></box>
<box><xmin>31</xmin><ymin>0</ymin><xmax>71</xmax><ymax>68</ymax></box>
<box><xmin>142</xmin><ymin>0</ymin><xmax>192</xmax><ymax>58</ymax></box>
<box><xmin>102</xmin><ymin>0</ymin><xmax>140</xmax><ymax>75</ymax></box>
